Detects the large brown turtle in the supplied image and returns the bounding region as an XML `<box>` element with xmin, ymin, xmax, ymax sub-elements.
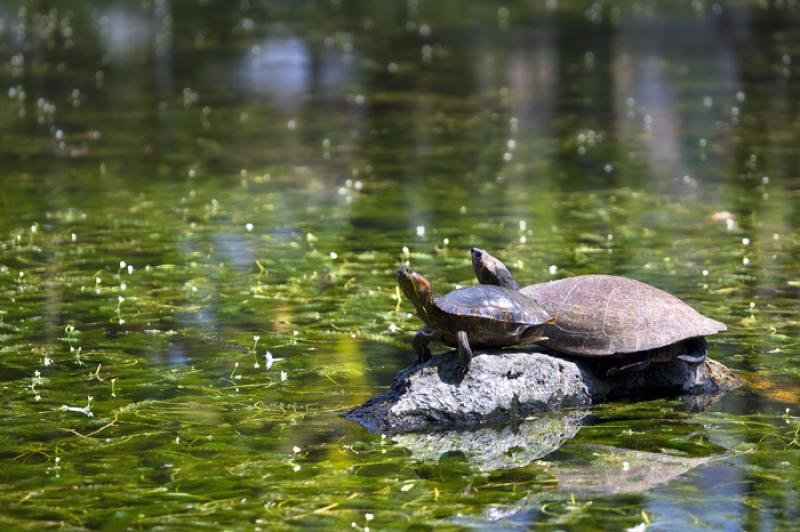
<box><xmin>397</xmin><ymin>266</ymin><xmax>554</xmax><ymax>376</ymax></box>
<box><xmin>470</xmin><ymin>248</ymin><xmax>727</xmax><ymax>374</ymax></box>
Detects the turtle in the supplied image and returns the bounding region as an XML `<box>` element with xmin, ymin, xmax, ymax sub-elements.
<box><xmin>396</xmin><ymin>266</ymin><xmax>554</xmax><ymax>376</ymax></box>
<box><xmin>470</xmin><ymin>247</ymin><xmax>727</xmax><ymax>374</ymax></box>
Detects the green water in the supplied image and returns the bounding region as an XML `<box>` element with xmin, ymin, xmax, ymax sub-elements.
<box><xmin>1</xmin><ymin>1</ymin><xmax>799</xmax><ymax>529</ymax></box>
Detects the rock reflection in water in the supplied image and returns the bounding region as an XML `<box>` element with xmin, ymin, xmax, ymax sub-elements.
<box><xmin>392</xmin><ymin>410</ymin><xmax>587</xmax><ymax>471</ymax></box>
<box><xmin>545</xmin><ymin>444</ymin><xmax>713</xmax><ymax>495</ymax></box>
<box><xmin>466</xmin><ymin>445</ymin><xmax>717</xmax><ymax>529</ymax></box>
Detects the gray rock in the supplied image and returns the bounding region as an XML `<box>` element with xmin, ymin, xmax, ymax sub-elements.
<box><xmin>345</xmin><ymin>349</ymin><xmax>740</xmax><ymax>434</ymax></box>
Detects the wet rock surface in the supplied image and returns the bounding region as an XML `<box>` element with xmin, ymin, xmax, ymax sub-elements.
<box><xmin>345</xmin><ymin>349</ymin><xmax>740</xmax><ymax>434</ymax></box>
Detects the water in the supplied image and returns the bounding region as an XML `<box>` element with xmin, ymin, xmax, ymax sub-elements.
<box><xmin>1</xmin><ymin>1</ymin><xmax>799</xmax><ymax>529</ymax></box>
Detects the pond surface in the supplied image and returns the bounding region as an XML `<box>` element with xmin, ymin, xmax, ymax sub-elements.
<box><xmin>1</xmin><ymin>1</ymin><xmax>800</xmax><ymax>529</ymax></box>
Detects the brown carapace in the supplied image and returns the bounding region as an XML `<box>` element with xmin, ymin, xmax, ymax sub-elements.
<box><xmin>470</xmin><ymin>248</ymin><xmax>727</xmax><ymax>375</ymax></box>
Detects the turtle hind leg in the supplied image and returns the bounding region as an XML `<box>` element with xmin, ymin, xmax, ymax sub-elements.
<box><xmin>675</xmin><ymin>337</ymin><xmax>708</xmax><ymax>365</ymax></box>
<box><xmin>605</xmin><ymin>353</ymin><xmax>652</xmax><ymax>376</ymax></box>
<box><xmin>412</xmin><ymin>327</ymin><xmax>439</xmax><ymax>365</ymax></box>
<box><xmin>456</xmin><ymin>330</ymin><xmax>473</xmax><ymax>378</ymax></box>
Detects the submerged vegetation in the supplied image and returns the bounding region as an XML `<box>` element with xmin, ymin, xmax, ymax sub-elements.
<box><xmin>1</xmin><ymin>0</ymin><xmax>800</xmax><ymax>529</ymax></box>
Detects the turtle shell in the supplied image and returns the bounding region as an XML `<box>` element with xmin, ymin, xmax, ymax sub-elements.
<box><xmin>435</xmin><ymin>285</ymin><xmax>551</xmax><ymax>325</ymax></box>
<box><xmin>519</xmin><ymin>275</ymin><xmax>726</xmax><ymax>356</ymax></box>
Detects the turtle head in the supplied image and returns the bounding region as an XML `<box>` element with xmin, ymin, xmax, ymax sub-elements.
<box><xmin>470</xmin><ymin>247</ymin><xmax>521</xmax><ymax>290</ymax></box>
<box><xmin>397</xmin><ymin>266</ymin><xmax>434</xmax><ymax>312</ymax></box>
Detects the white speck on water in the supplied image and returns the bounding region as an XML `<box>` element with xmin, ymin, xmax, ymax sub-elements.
<box><xmin>703</xmin><ymin>96</ymin><xmax>713</xmax><ymax>108</ymax></box>
<box><xmin>736</xmin><ymin>90</ymin><xmax>746</xmax><ymax>102</ymax></box>
<box><xmin>402</xmin><ymin>246</ymin><xmax>410</xmax><ymax>256</ymax></box>
<box><xmin>287</xmin><ymin>119</ymin><xmax>297</xmax><ymax>130</ymax></box>
<box><xmin>120</xmin><ymin>283</ymin><xmax>126</xmax><ymax>291</ymax></box>
<box><xmin>421</xmin><ymin>44</ymin><xmax>433</xmax><ymax>62</ymax></box>
<box><xmin>71</xmin><ymin>233</ymin><xmax>77</xmax><ymax>242</ymax></box>
<box><xmin>518</xmin><ymin>220</ymin><xmax>527</xmax><ymax>231</ymax></box>
<box><xmin>280</xmin><ymin>371</ymin><xmax>288</xmax><ymax>382</ymax></box>
<box><xmin>401</xmin><ymin>483</ymin><xmax>414</xmax><ymax>492</ymax></box>
<box><xmin>773</xmin><ymin>233</ymin><xmax>780</xmax><ymax>240</ymax></box>
<box><xmin>762</xmin><ymin>176</ymin><xmax>770</xmax><ymax>185</ymax></box>
<box><xmin>419</xmin><ymin>24</ymin><xmax>431</xmax><ymax>36</ymax></box>
<box><xmin>127</xmin><ymin>265</ymin><xmax>134</xmax><ymax>274</ymax></box>
<box><xmin>354</xmin><ymin>94</ymin><xmax>366</xmax><ymax>105</ymax></box>
<box><xmin>725</xmin><ymin>218</ymin><xmax>735</xmax><ymax>231</ymax></box>
<box><xmin>459</xmin><ymin>205</ymin><xmax>467</xmax><ymax>214</ymax></box>
<box><xmin>742</xmin><ymin>257</ymin><xmax>750</xmax><ymax>266</ymax></box>
<box><xmin>415</xmin><ymin>225</ymin><xmax>425</xmax><ymax>237</ymax></box>
<box><xmin>330</xmin><ymin>251</ymin><xmax>338</xmax><ymax>259</ymax></box>
<box><xmin>387</xmin><ymin>62</ymin><xmax>398</xmax><ymax>73</ymax></box>
<box><xmin>742</xmin><ymin>238</ymin><xmax>750</xmax><ymax>245</ymax></box>
<box><xmin>782</xmin><ymin>54</ymin><xmax>791</xmax><ymax>66</ymax></box>
<box><xmin>604</xmin><ymin>164</ymin><xmax>613</xmax><ymax>173</ymax></box>
<box><xmin>265</xmin><ymin>351</ymin><xmax>274</xmax><ymax>369</ymax></box>
<box><xmin>119</xmin><ymin>260</ymin><xmax>126</xmax><ymax>269</ymax></box>
<box><xmin>292</xmin><ymin>446</ymin><xmax>301</xmax><ymax>454</ymax></box>
<box><xmin>365</xmin><ymin>513</ymin><xmax>374</xmax><ymax>521</ymax></box>
<box><xmin>702</xmin><ymin>269</ymin><xmax>709</xmax><ymax>277</ymax></box>
<box><xmin>699</xmin><ymin>138</ymin><xmax>707</xmax><ymax>147</ymax></box>
<box><xmin>118</xmin><ymin>295</ymin><xmax>125</xmax><ymax>303</ymax></box>
<box><xmin>750</xmin><ymin>301</ymin><xmax>756</xmax><ymax>309</ymax></box>
<box><xmin>388</xmin><ymin>323</ymin><xmax>398</xmax><ymax>333</ymax></box>
<box><xmin>61</xmin><ymin>396</ymin><xmax>94</xmax><ymax>417</ymax></box>
<box><xmin>519</xmin><ymin>235</ymin><xmax>527</xmax><ymax>244</ymax></box>
<box><xmin>245</xmin><ymin>223</ymin><xmax>254</xmax><ymax>232</ymax></box>
<box><xmin>548</xmin><ymin>265</ymin><xmax>558</xmax><ymax>275</ymax></box>
<box><xmin>503</xmin><ymin>152</ymin><xmax>512</xmax><ymax>161</ymax></box>
<box><xmin>506</xmin><ymin>139</ymin><xmax>517</xmax><ymax>150</ymax></box>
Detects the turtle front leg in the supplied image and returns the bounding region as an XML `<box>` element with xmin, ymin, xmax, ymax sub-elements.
<box><xmin>412</xmin><ymin>327</ymin><xmax>439</xmax><ymax>364</ymax></box>
<box><xmin>456</xmin><ymin>330</ymin><xmax>473</xmax><ymax>377</ymax></box>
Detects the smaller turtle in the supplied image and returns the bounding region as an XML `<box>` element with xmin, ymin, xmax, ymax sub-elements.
<box><xmin>397</xmin><ymin>266</ymin><xmax>554</xmax><ymax>376</ymax></box>
<box><xmin>470</xmin><ymin>248</ymin><xmax>727</xmax><ymax>374</ymax></box>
